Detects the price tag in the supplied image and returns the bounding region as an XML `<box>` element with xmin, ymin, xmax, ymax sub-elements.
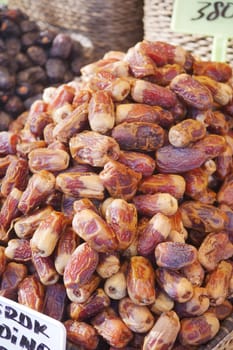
<box><xmin>171</xmin><ymin>0</ymin><xmax>233</xmax><ymax>61</ymax></box>
<box><xmin>0</xmin><ymin>296</ymin><xmax>66</xmax><ymax>350</ymax></box>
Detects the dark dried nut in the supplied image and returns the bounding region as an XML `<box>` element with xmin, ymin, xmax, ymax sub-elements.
<box><xmin>17</xmin><ymin>66</ymin><xmax>47</xmax><ymax>84</ymax></box>
<box><xmin>0</xmin><ymin>246</ymin><xmax>7</xmax><ymax>276</ymax></box>
<box><xmin>55</xmin><ymin>226</ymin><xmax>79</xmax><ymax>275</ymax></box>
<box><xmin>131</xmin><ymin>79</ymin><xmax>177</xmax><ymax>108</ymax></box>
<box><xmin>118</xmin><ymin>150</ymin><xmax>156</xmax><ymax>177</ymax></box>
<box><xmin>27</xmin><ymin>45</ymin><xmax>47</xmax><ymax>66</ymax></box>
<box><xmin>88</xmin><ymin>72</ymin><xmax>130</xmax><ymax>102</ymax></box>
<box><xmin>170</xmin><ymin>73</ymin><xmax>213</xmax><ymax>110</ymax></box>
<box><xmin>20</xmin><ymin>19</ymin><xmax>39</xmax><ymax>32</ymax></box>
<box><xmin>43</xmin><ymin>283</ymin><xmax>67</xmax><ymax>321</ymax></box>
<box><xmin>5</xmin><ymin>95</ymin><xmax>25</xmax><ymax>117</ymax></box>
<box><xmin>194</xmin><ymin>75</ymin><xmax>232</xmax><ymax>105</ymax></box>
<box><xmin>21</xmin><ymin>31</ymin><xmax>39</xmax><ymax>47</ymax></box>
<box><xmin>5</xmin><ymin>238</ymin><xmax>32</xmax><ymax>261</ymax></box>
<box><xmin>133</xmin><ymin>193</ymin><xmax>178</xmax><ymax>216</ymax></box>
<box><xmin>96</xmin><ymin>252</ymin><xmax>120</xmax><ymax>279</ymax></box>
<box><xmin>104</xmin><ymin>198</ymin><xmax>137</xmax><ymax>250</ymax></box>
<box><xmin>104</xmin><ymin>271</ymin><xmax>127</xmax><ymax>300</ymax></box>
<box><xmin>124</xmin><ymin>44</ymin><xmax>156</xmax><ymax>78</ymax></box>
<box><xmin>65</xmin><ymin>320</ymin><xmax>99</xmax><ymax>350</ymax></box>
<box><xmin>18</xmin><ymin>275</ymin><xmax>44</xmax><ymax>312</ymax></box>
<box><xmin>168</xmin><ymin>118</ymin><xmax>206</xmax><ymax>147</ymax></box>
<box><xmin>52</xmin><ymin>104</ymin><xmax>89</xmax><ymax>143</ymax></box>
<box><xmin>30</xmin><ymin>210</ymin><xmax>67</xmax><ymax>257</ymax></box>
<box><xmin>198</xmin><ymin>232</ymin><xmax>233</xmax><ymax>271</ymax></box>
<box><xmin>139</xmin><ymin>174</ymin><xmax>185</xmax><ymax>199</ymax></box>
<box><xmin>15</xmin><ymin>52</ymin><xmax>32</xmax><ymax>70</ymax></box>
<box><xmin>119</xmin><ymin>297</ymin><xmax>154</xmax><ymax>333</ymax></box>
<box><xmin>0</xmin><ymin>66</ymin><xmax>15</xmax><ymax>90</ymax></box>
<box><xmin>72</xmin><ymin>208</ymin><xmax>118</xmax><ymax>252</ymax></box>
<box><xmin>127</xmin><ymin>256</ymin><xmax>156</xmax><ymax>305</ymax></box>
<box><xmin>16</xmin><ymin>82</ymin><xmax>33</xmax><ymax>99</ymax></box>
<box><xmin>46</xmin><ymin>58</ymin><xmax>67</xmax><ymax>83</ymax></box>
<box><xmin>217</xmin><ymin>175</ymin><xmax>233</xmax><ymax>209</ymax></box>
<box><xmin>91</xmin><ymin>307</ymin><xmax>133</xmax><ymax>348</ymax></box>
<box><xmin>14</xmin><ymin>205</ymin><xmax>53</xmax><ymax>239</ymax></box>
<box><xmin>181</xmin><ymin>259</ymin><xmax>205</xmax><ymax>286</ymax></box>
<box><xmin>198</xmin><ymin>134</ymin><xmax>227</xmax><ymax>162</ymax></box>
<box><xmin>28</xmin><ymin>148</ymin><xmax>70</xmax><ymax>173</ymax></box>
<box><xmin>155</xmin><ymin>242</ymin><xmax>197</xmax><ymax>269</ymax></box>
<box><xmin>206</xmin><ymin>260</ymin><xmax>232</xmax><ymax>305</ymax></box>
<box><xmin>1</xmin><ymin>157</ymin><xmax>28</xmax><ymax>197</ymax></box>
<box><xmin>156</xmin><ymin>144</ymin><xmax>206</xmax><ymax>173</ymax></box>
<box><xmin>143</xmin><ymin>311</ymin><xmax>180</xmax><ymax>350</ymax></box>
<box><xmin>150</xmin><ymin>288</ymin><xmax>174</xmax><ymax>315</ymax></box>
<box><xmin>112</xmin><ymin>121</ymin><xmax>164</xmax><ymax>151</ymax></box>
<box><xmin>116</xmin><ymin>103</ymin><xmax>174</xmax><ymax>127</ymax></box>
<box><xmin>0</xmin><ymin>111</ymin><xmax>13</xmax><ymax>131</ymax></box>
<box><xmin>175</xmin><ymin>287</ymin><xmax>210</xmax><ymax>317</ymax></box>
<box><xmin>0</xmin><ymin>131</ymin><xmax>19</xmax><ymax>155</ymax></box>
<box><xmin>18</xmin><ymin>170</ymin><xmax>56</xmax><ymax>214</ymax></box>
<box><xmin>193</xmin><ymin>60</ymin><xmax>232</xmax><ymax>82</ymax></box>
<box><xmin>179</xmin><ymin>312</ymin><xmax>220</xmax><ymax>346</ymax></box>
<box><xmin>1</xmin><ymin>262</ymin><xmax>27</xmax><ymax>294</ymax></box>
<box><xmin>180</xmin><ymin>201</ymin><xmax>227</xmax><ymax>233</ymax></box>
<box><xmin>137</xmin><ymin>212</ymin><xmax>171</xmax><ymax>256</ymax></box>
<box><xmin>56</xmin><ymin>171</ymin><xmax>104</xmax><ymax>200</ymax></box>
<box><xmin>50</xmin><ymin>33</ymin><xmax>73</xmax><ymax>59</ymax></box>
<box><xmin>184</xmin><ymin>167</ymin><xmax>216</xmax><ymax>204</ymax></box>
<box><xmin>64</xmin><ymin>242</ymin><xmax>99</xmax><ymax>292</ymax></box>
<box><xmin>208</xmin><ymin>299</ymin><xmax>233</xmax><ymax>320</ymax></box>
<box><xmin>88</xmin><ymin>90</ymin><xmax>115</xmax><ymax>133</ymax></box>
<box><xmin>99</xmin><ymin>160</ymin><xmax>142</xmax><ymax>201</ymax></box>
<box><xmin>156</xmin><ymin>268</ymin><xmax>193</xmax><ymax>303</ymax></box>
<box><xmin>70</xmin><ymin>130</ymin><xmax>120</xmax><ymax>167</ymax></box>
<box><xmin>0</xmin><ymin>188</ymin><xmax>22</xmax><ymax>242</ymax></box>
<box><xmin>140</xmin><ymin>40</ymin><xmax>187</xmax><ymax>66</ymax></box>
<box><xmin>69</xmin><ymin>288</ymin><xmax>110</xmax><ymax>321</ymax></box>
<box><xmin>66</xmin><ymin>274</ymin><xmax>101</xmax><ymax>304</ymax></box>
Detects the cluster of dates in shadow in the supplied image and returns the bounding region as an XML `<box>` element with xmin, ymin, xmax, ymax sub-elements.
<box><xmin>0</xmin><ymin>5</ymin><xmax>85</xmax><ymax>129</ymax></box>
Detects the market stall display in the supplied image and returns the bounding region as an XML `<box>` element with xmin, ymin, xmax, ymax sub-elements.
<box><xmin>0</xmin><ymin>37</ymin><xmax>233</xmax><ymax>349</ymax></box>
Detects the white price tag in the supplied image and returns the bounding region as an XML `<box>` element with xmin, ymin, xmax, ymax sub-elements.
<box><xmin>0</xmin><ymin>296</ymin><xmax>66</xmax><ymax>350</ymax></box>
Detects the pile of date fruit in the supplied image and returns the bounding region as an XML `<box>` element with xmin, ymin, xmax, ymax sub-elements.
<box><xmin>0</xmin><ymin>6</ymin><xmax>85</xmax><ymax>129</ymax></box>
<box><xmin>1</xmin><ymin>38</ymin><xmax>233</xmax><ymax>350</ymax></box>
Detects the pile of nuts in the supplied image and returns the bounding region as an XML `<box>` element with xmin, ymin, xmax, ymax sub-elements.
<box><xmin>0</xmin><ymin>6</ymin><xmax>85</xmax><ymax>129</ymax></box>
<box><xmin>1</xmin><ymin>39</ymin><xmax>233</xmax><ymax>350</ymax></box>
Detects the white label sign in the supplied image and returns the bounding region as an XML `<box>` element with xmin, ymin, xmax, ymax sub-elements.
<box><xmin>0</xmin><ymin>296</ymin><xmax>66</xmax><ymax>350</ymax></box>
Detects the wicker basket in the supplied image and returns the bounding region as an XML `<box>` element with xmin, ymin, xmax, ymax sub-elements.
<box><xmin>8</xmin><ymin>0</ymin><xmax>144</xmax><ymax>61</ymax></box>
<box><xmin>143</xmin><ymin>0</ymin><xmax>233</xmax><ymax>63</ymax></box>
